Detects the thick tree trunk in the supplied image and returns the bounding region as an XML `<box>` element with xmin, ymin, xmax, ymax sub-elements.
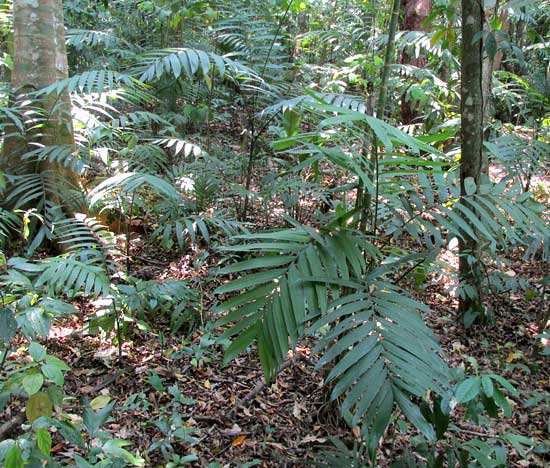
<box><xmin>399</xmin><ymin>0</ymin><xmax>431</xmax><ymax>124</ymax></box>
<box><xmin>459</xmin><ymin>0</ymin><xmax>484</xmax><ymax>322</ymax></box>
<box><xmin>2</xmin><ymin>0</ymin><xmax>75</xmax><ymax>178</ymax></box>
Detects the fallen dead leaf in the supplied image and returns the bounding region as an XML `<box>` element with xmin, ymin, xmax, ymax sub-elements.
<box><xmin>223</xmin><ymin>424</ymin><xmax>242</xmax><ymax>436</ymax></box>
<box><xmin>300</xmin><ymin>435</ymin><xmax>327</xmax><ymax>445</ymax></box>
<box><xmin>265</xmin><ymin>442</ymin><xmax>286</xmax><ymax>451</ymax></box>
<box><xmin>292</xmin><ymin>400</ymin><xmax>307</xmax><ymax>419</ymax></box>
<box><xmin>231</xmin><ymin>435</ymin><xmax>247</xmax><ymax>447</ymax></box>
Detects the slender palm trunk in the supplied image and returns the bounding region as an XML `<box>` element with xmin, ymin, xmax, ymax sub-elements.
<box><xmin>459</xmin><ymin>0</ymin><xmax>484</xmax><ymax>321</ymax></box>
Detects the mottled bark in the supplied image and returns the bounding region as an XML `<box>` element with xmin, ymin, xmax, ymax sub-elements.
<box><xmin>400</xmin><ymin>0</ymin><xmax>431</xmax><ymax>124</ymax></box>
<box><xmin>459</xmin><ymin>0</ymin><xmax>484</xmax><ymax>319</ymax></box>
<box><xmin>2</xmin><ymin>0</ymin><xmax>75</xmax><ymax>179</ymax></box>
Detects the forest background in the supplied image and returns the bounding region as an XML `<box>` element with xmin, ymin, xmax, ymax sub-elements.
<box><xmin>0</xmin><ymin>0</ymin><xmax>549</xmax><ymax>467</ymax></box>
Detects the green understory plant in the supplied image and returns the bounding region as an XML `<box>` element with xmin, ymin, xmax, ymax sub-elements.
<box><xmin>213</xmin><ymin>95</ymin><xmax>549</xmax><ymax>462</ymax></box>
<box><xmin>314</xmin><ymin>364</ymin><xmax>532</xmax><ymax>468</ymax></box>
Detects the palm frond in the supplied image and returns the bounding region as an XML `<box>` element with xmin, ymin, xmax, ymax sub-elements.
<box><xmin>5</xmin><ymin>171</ymin><xmax>82</xmax><ymax>211</ymax></box>
<box><xmin>485</xmin><ymin>134</ymin><xmax>550</xmax><ymax>188</ymax></box>
<box><xmin>88</xmin><ymin>172</ymin><xmax>183</xmax><ymax>208</ymax></box>
<box><xmin>22</xmin><ymin>145</ymin><xmax>90</xmax><ymax>174</ymax></box>
<box><xmin>0</xmin><ymin>104</ymin><xmax>26</xmax><ymax>133</ymax></box>
<box><xmin>66</xmin><ymin>29</ymin><xmax>124</xmax><ymax>51</ymax></box>
<box><xmin>119</xmin><ymin>144</ymin><xmax>170</xmax><ymax>174</ymax></box>
<box><xmin>128</xmin><ymin>48</ymin><xmax>254</xmax><ymax>83</ymax></box>
<box><xmin>110</xmin><ymin>111</ymin><xmax>173</xmax><ymax>131</ymax></box>
<box><xmin>154</xmin><ymin>212</ymin><xmax>246</xmax><ymax>250</ymax></box>
<box><xmin>37</xmin><ymin>70</ymin><xmax>139</xmax><ymax>96</ymax></box>
<box><xmin>152</xmin><ymin>138</ymin><xmax>203</xmax><ymax>159</ymax></box>
<box><xmin>119</xmin><ymin>278</ymin><xmax>200</xmax><ymax>333</ymax></box>
<box><xmin>311</xmin><ymin>281</ymin><xmax>449</xmax><ymax>443</ymax></box>
<box><xmin>34</xmin><ymin>256</ymin><xmax>110</xmax><ymax>299</ymax></box>
<box><xmin>214</xmin><ymin>227</ymin><xmax>372</xmax><ymax>380</ymax></box>
<box><xmin>215</xmin><ymin>227</ymin><xmax>449</xmax><ymax>449</ymax></box>
<box><xmin>53</xmin><ymin>214</ymin><xmax>119</xmax><ymax>261</ymax></box>
<box><xmin>262</xmin><ymin>92</ymin><xmax>371</xmax><ymax>116</ymax></box>
<box><xmin>378</xmin><ymin>161</ymin><xmax>549</xmax><ymax>260</ymax></box>
<box><xmin>0</xmin><ymin>207</ymin><xmax>21</xmax><ymax>243</ymax></box>
<box><xmin>312</xmin><ymin>437</ymin><xmax>369</xmax><ymax>468</ymax></box>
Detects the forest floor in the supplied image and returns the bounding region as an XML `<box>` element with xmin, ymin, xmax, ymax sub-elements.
<box><xmin>3</xmin><ymin>147</ymin><xmax>550</xmax><ymax>467</ymax></box>
<box><xmin>4</xmin><ymin>239</ymin><xmax>548</xmax><ymax>467</ymax></box>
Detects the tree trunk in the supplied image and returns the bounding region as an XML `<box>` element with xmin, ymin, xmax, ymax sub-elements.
<box><xmin>482</xmin><ymin>4</ymin><xmax>509</xmax><ymax>149</ymax></box>
<box><xmin>399</xmin><ymin>0</ymin><xmax>432</xmax><ymax>125</ymax></box>
<box><xmin>2</xmin><ymin>0</ymin><xmax>75</xmax><ymax>179</ymax></box>
<box><xmin>459</xmin><ymin>0</ymin><xmax>484</xmax><ymax>323</ymax></box>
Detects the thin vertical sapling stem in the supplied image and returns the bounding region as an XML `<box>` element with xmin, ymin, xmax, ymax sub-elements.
<box><xmin>239</xmin><ymin>0</ymin><xmax>295</xmax><ymax>221</ymax></box>
<box><xmin>0</xmin><ymin>291</ymin><xmax>9</xmax><ymax>370</ymax></box>
<box><xmin>112</xmin><ymin>300</ymin><xmax>123</xmax><ymax>364</ymax></box>
<box><xmin>358</xmin><ymin>0</ymin><xmax>401</xmax><ymax>233</ymax></box>
<box><xmin>0</xmin><ymin>346</ymin><xmax>7</xmax><ymax>371</ymax></box>
<box><xmin>125</xmin><ymin>191</ymin><xmax>136</xmax><ymax>277</ymax></box>
<box><xmin>371</xmin><ymin>0</ymin><xmax>401</xmax><ymax>235</ymax></box>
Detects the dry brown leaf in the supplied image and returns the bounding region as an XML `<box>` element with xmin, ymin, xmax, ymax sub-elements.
<box><xmin>292</xmin><ymin>400</ymin><xmax>307</xmax><ymax>419</ymax></box>
<box><xmin>223</xmin><ymin>424</ymin><xmax>242</xmax><ymax>436</ymax></box>
<box><xmin>300</xmin><ymin>435</ymin><xmax>327</xmax><ymax>445</ymax></box>
<box><xmin>231</xmin><ymin>435</ymin><xmax>247</xmax><ymax>447</ymax></box>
